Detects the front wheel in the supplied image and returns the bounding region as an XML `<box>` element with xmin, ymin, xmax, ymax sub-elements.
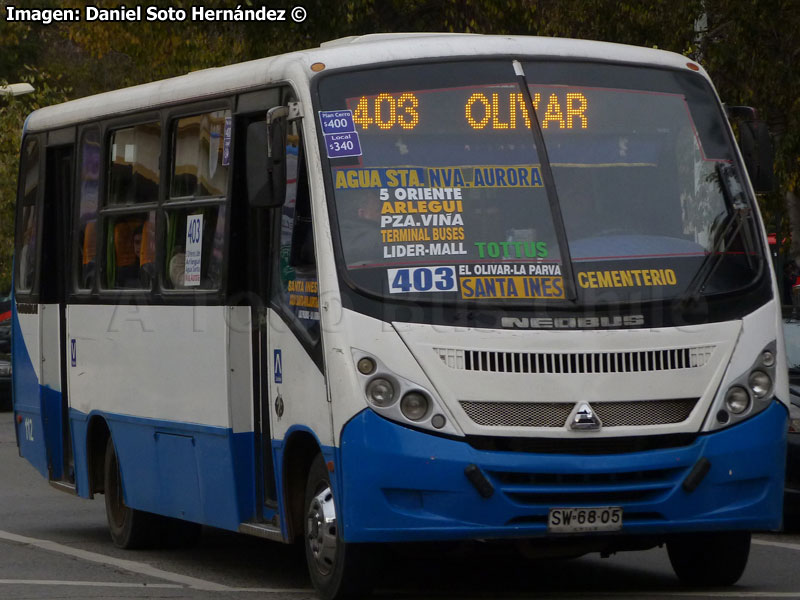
<box><xmin>667</xmin><ymin>531</ymin><xmax>750</xmax><ymax>586</ymax></box>
<box><xmin>304</xmin><ymin>454</ymin><xmax>375</xmax><ymax>600</ymax></box>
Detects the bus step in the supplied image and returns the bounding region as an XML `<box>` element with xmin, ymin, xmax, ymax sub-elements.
<box><xmin>48</xmin><ymin>480</ymin><xmax>77</xmax><ymax>495</ymax></box>
<box><xmin>239</xmin><ymin>522</ymin><xmax>284</xmax><ymax>542</ymax></box>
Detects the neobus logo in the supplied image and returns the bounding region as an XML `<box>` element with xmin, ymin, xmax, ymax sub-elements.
<box><xmin>501</xmin><ymin>315</ymin><xmax>645</xmax><ymax>329</ymax></box>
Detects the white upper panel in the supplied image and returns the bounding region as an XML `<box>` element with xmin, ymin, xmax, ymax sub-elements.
<box><xmin>25</xmin><ymin>33</ymin><xmax>706</xmax><ymax>132</ymax></box>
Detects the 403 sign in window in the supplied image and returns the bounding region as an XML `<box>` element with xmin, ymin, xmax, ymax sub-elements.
<box><xmin>387</xmin><ymin>266</ymin><xmax>457</xmax><ymax>294</ymax></box>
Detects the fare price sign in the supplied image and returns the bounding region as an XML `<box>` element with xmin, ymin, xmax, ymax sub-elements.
<box><xmin>319</xmin><ymin>110</ymin><xmax>362</xmax><ymax>158</ymax></box>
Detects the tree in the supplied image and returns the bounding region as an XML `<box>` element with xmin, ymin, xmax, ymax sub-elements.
<box><xmin>0</xmin><ymin>0</ymin><xmax>70</xmax><ymax>291</ymax></box>
<box><xmin>0</xmin><ymin>0</ymin><xmax>798</xmax><ymax>290</ymax></box>
<box><xmin>698</xmin><ymin>0</ymin><xmax>800</xmax><ymax>262</ymax></box>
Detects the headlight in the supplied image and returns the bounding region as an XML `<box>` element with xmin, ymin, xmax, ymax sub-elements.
<box><xmin>705</xmin><ymin>342</ymin><xmax>779</xmax><ymax>433</ymax></box>
<box><xmin>366</xmin><ymin>378</ymin><xmax>396</xmax><ymax>407</ymax></box>
<box><xmin>400</xmin><ymin>392</ymin><xmax>430</xmax><ymax>421</ymax></box>
<box><xmin>352</xmin><ymin>349</ymin><xmax>462</xmax><ymax>437</ymax></box>
<box><xmin>748</xmin><ymin>370</ymin><xmax>772</xmax><ymax>399</ymax></box>
<box><xmin>725</xmin><ymin>386</ymin><xmax>750</xmax><ymax>415</ymax></box>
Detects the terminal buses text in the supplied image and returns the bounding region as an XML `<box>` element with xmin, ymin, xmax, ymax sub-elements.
<box><xmin>4</xmin><ymin>5</ymin><xmax>303</xmax><ymax>24</ymax></box>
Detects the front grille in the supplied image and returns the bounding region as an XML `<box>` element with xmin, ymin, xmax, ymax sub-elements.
<box><xmin>435</xmin><ymin>346</ymin><xmax>715</xmax><ymax>374</ymax></box>
<box><xmin>507</xmin><ymin>489</ymin><xmax>663</xmax><ymax>504</ymax></box>
<box><xmin>492</xmin><ymin>469</ymin><xmax>679</xmax><ymax>486</ymax></box>
<box><xmin>460</xmin><ymin>398</ymin><xmax>698</xmax><ymax>428</ymax></box>
<box><xmin>488</xmin><ymin>465</ymin><xmax>686</xmax><ymax>507</ymax></box>
<box><xmin>594</xmin><ymin>399</ymin><xmax>697</xmax><ymax>426</ymax></box>
<box><xmin>466</xmin><ymin>433</ymin><xmax>699</xmax><ymax>454</ymax></box>
<box><xmin>460</xmin><ymin>401</ymin><xmax>573</xmax><ymax>427</ymax></box>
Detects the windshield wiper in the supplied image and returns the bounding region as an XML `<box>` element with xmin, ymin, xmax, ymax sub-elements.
<box><xmin>682</xmin><ymin>163</ymin><xmax>758</xmax><ymax>304</ymax></box>
<box><xmin>512</xmin><ymin>60</ymin><xmax>578</xmax><ymax>302</ymax></box>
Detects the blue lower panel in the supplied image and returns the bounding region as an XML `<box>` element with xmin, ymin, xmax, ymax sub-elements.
<box><xmin>339</xmin><ymin>402</ymin><xmax>787</xmax><ymax>543</ymax></box>
<box><xmin>70</xmin><ymin>410</ymin><xmax>256</xmax><ymax>532</ymax></box>
<box><xmin>11</xmin><ymin>306</ymin><xmax>47</xmax><ymax>478</ymax></box>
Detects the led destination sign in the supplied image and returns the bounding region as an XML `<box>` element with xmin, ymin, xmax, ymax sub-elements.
<box><xmin>349</xmin><ymin>89</ymin><xmax>589</xmax><ymax>132</ymax></box>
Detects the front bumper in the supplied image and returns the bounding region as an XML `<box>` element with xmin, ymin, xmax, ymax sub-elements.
<box><xmin>338</xmin><ymin>401</ymin><xmax>787</xmax><ymax>543</ymax></box>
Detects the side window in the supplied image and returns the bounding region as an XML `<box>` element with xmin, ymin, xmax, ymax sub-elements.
<box><xmin>15</xmin><ymin>138</ymin><xmax>40</xmax><ymax>294</ymax></box>
<box><xmin>275</xmin><ymin>119</ymin><xmax>319</xmax><ymax>341</ymax></box>
<box><xmin>163</xmin><ymin>207</ymin><xmax>226</xmax><ymax>289</ymax></box>
<box><xmin>164</xmin><ymin>110</ymin><xmax>230</xmax><ymax>290</ymax></box>
<box><xmin>108</xmin><ymin>123</ymin><xmax>161</xmax><ymax>205</ymax></box>
<box><xmin>171</xmin><ymin>110</ymin><xmax>230</xmax><ymax>198</ymax></box>
<box><xmin>75</xmin><ymin>128</ymin><xmax>100</xmax><ymax>291</ymax></box>
<box><xmin>106</xmin><ymin>212</ymin><xmax>156</xmax><ymax>289</ymax></box>
<box><xmin>102</xmin><ymin>122</ymin><xmax>160</xmax><ymax>290</ymax></box>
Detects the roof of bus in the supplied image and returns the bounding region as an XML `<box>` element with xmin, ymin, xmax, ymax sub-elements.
<box><xmin>25</xmin><ymin>33</ymin><xmax>703</xmax><ymax>133</ymax></box>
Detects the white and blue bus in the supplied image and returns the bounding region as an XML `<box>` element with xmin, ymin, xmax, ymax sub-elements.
<box><xmin>11</xmin><ymin>34</ymin><xmax>786</xmax><ymax>598</ymax></box>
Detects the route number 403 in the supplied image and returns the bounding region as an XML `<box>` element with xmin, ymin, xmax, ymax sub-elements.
<box><xmin>388</xmin><ymin>266</ymin><xmax>458</xmax><ymax>294</ymax></box>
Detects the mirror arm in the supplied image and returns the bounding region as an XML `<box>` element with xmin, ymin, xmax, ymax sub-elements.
<box><xmin>266</xmin><ymin>106</ymin><xmax>290</xmax><ymax>158</ymax></box>
<box><xmin>725</xmin><ymin>105</ymin><xmax>758</xmax><ymax>122</ymax></box>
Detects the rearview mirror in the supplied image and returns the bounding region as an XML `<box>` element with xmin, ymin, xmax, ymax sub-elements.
<box><xmin>246</xmin><ymin>107</ymin><xmax>289</xmax><ymax>208</ymax></box>
<box><xmin>726</xmin><ymin>105</ymin><xmax>774</xmax><ymax>193</ymax></box>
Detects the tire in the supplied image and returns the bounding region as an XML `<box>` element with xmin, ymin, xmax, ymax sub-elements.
<box><xmin>667</xmin><ymin>531</ymin><xmax>751</xmax><ymax>586</ymax></box>
<box><xmin>103</xmin><ymin>438</ymin><xmax>160</xmax><ymax>549</ymax></box>
<box><xmin>304</xmin><ymin>454</ymin><xmax>375</xmax><ymax>600</ymax></box>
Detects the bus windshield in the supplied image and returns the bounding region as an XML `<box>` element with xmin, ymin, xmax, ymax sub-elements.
<box><xmin>317</xmin><ymin>60</ymin><xmax>762</xmax><ymax>305</ymax></box>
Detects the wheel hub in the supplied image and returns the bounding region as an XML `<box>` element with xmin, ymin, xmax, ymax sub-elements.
<box><xmin>306</xmin><ymin>485</ymin><xmax>338</xmax><ymax>575</ymax></box>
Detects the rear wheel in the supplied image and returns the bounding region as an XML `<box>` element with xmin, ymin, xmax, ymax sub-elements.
<box><xmin>667</xmin><ymin>531</ymin><xmax>750</xmax><ymax>586</ymax></box>
<box><xmin>103</xmin><ymin>438</ymin><xmax>159</xmax><ymax>549</ymax></box>
<box><xmin>304</xmin><ymin>454</ymin><xmax>375</xmax><ymax>599</ymax></box>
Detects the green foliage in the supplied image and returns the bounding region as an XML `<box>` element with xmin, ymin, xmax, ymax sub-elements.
<box><xmin>0</xmin><ymin>0</ymin><xmax>799</xmax><ymax>286</ymax></box>
<box><xmin>0</xmin><ymin>67</ymin><xmax>69</xmax><ymax>292</ymax></box>
<box><xmin>698</xmin><ymin>0</ymin><xmax>800</xmax><ymax>250</ymax></box>
<box><xmin>0</xmin><ymin>102</ymin><xmax>21</xmax><ymax>293</ymax></box>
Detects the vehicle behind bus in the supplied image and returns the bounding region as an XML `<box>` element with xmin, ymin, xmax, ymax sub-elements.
<box><xmin>0</xmin><ymin>292</ymin><xmax>11</xmax><ymax>411</ymax></box>
<box><xmin>10</xmin><ymin>35</ymin><xmax>785</xmax><ymax>599</ymax></box>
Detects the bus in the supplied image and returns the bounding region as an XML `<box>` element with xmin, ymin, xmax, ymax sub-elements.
<box><xmin>11</xmin><ymin>33</ymin><xmax>786</xmax><ymax>598</ymax></box>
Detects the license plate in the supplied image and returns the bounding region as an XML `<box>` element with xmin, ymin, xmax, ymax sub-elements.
<box><xmin>547</xmin><ymin>507</ymin><xmax>623</xmax><ymax>533</ymax></box>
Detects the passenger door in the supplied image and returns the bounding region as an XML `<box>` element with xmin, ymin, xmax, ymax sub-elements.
<box><xmin>13</xmin><ymin>136</ymin><xmax>47</xmax><ymax>476</ymax></box>
<box><xmin>237</xmin><ymin>92</ymin><xmax>283</xmax><ymax>517</ymax></box>
<box><xmin>40</xmin><ymin>143</ymin><xmax>74</xmax><ymax>484</ymax></box>
<box><xmin>13</xmin><ymin>137</ymin><xmax>74</xmax><ymax>484</ymax></box>
<box><xmin>265</xmin><ymin>107</ymin><xmax>332</xmax><ymax>468</ymax></box>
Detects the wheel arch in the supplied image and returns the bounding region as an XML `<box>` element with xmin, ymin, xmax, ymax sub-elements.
<box><xmin>281</xmin><ymin>429</ymin><xmax>323</xmax><ymax>543</ymax></box>
<box><xmin>86</xmin><ymin>414</ymin><xmax>111</xmax><ymax>497</ymax></box>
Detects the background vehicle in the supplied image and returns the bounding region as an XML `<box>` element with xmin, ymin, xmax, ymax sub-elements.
<box><xmin>0</xmin><ymin>291</ymin><xmax>11</xmax><ymax>411</ymax></box>
<box><xmin>783</xmin><ymin>308</ymin><xmax>800</xmax><ymax>525</ymax></box>
<box><xmin>10</xmin><ymin>35</ymin><xmax>787</xmax><ymax>599</ymax></box>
